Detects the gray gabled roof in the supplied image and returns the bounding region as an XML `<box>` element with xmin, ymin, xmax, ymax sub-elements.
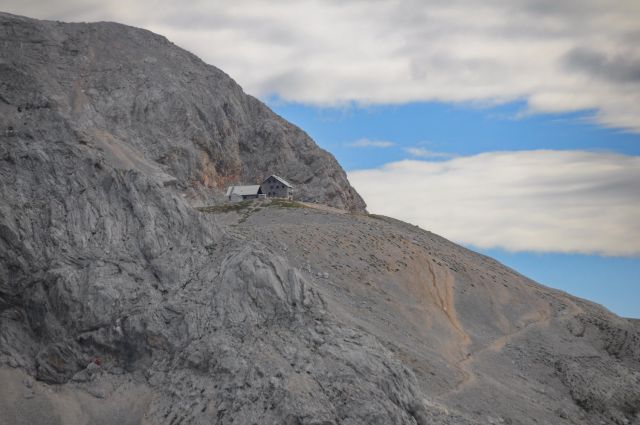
<box><xmin>264</xmin><ymin>175</ymin><xmax>293</xmax><ymax>188</ymax></box>
<box><xmin>226</xmin><ymin>185</ymin><xmax>261</xmax><ymax>196</ymax></box>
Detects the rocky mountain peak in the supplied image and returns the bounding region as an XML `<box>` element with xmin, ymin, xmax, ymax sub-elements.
<box><xmin>0</xmin><ymin>11</ymin><xmax>366</xmax><ymax>211</ymax></box>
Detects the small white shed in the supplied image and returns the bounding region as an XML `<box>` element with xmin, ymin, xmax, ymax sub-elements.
<box><xmin>225</xmin><ymin>185</ymin><xmax>263</xmax><ymax>202</ymax></box>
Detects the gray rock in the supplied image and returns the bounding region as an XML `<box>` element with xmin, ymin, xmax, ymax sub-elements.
<box><xmin>0</xmin><ymin>12</ymin><xmax>365</xmax><ymax>212</ymax></box>
<box><xmin>35</xmin><ymin>343</ymin><xmax>86</xmax><ymax>384</ymax></box>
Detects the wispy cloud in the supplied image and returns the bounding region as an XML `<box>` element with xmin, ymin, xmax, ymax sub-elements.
<box><xmin>349</xmin><ymin>150</ymin><xmax>640</xmax><ymax>256</ymax></box>
<box><xmin>348</xmin><ymin>138</ymin><xmax>395</xmax><ymax>148</ymax></box>
<box><xmin>404</xmin><ymin>147</ymin><xmax>454</xmax><ymax>159</ymax></box>
<box><xmin>6</xmin><ymin>0</ymin><xmax>640</xmax><ymax>133</ymax></box>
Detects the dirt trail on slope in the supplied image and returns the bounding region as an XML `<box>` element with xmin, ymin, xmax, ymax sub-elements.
<box><xmin>442</xmin><ymin>293</ymin><xmax>586</xmax><ymax>397</ymax></box>
<box><xmin>445</xmin><ymin>309</ymin><xmax>551</xmax><ymax>397</ymax></box>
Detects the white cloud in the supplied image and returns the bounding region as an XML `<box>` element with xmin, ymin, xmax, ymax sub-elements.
<box><xmin>404</xmin><ymin>147</ymin><xmax>453</xmax><ymax>159</ymax></box>
<box><xmin>348</xmin><ymin>138</ymin><xmax>395</xmax><ymax>148</ymax></box>
<box><xmin>5</xmin><ymin>0</ymin><xmax>640</xmax><ymax>132</ymax></box>
<box><xmin>348</xmin><ymin>150</ymin><xmax>640</xmax><ymax>256</ymax></box>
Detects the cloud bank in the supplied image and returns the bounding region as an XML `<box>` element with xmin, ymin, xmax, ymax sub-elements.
<box><xmin>6</xmin><ymin>0</ymin><xmax>640</xmax><ymax>132</ymax></box>
<box><xmin>404</xmin><ymin>147</ymin><xmax>454</xmax><ymax>159</ymax></box>
<box><xmin>348</xmin><ymin>151</ymin><xmax>640</xmax><ymax>256</ymax></box>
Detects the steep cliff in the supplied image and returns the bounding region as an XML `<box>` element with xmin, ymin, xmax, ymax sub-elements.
<box><xmin>0</xmin><ymin>12</ymin><xmax>365</xmax><ymax>211</ymax></box>
<box><xmin>1</xmin><ymin>12</ymin><xmax>639</xmax><ymax>425</ymax></box>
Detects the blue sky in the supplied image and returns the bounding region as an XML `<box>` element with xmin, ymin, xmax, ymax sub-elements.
<box><xmin>267</xmin><ymin>100</ymin><xmax>640</xmax><ymax>318</ymax></box>
<box><xmin>266</xmin><ymin>100</ymin><xmax>640</xmax><ymax>170</ymax></box>
<box><xmin>9</xmin><ymin>0</ymin><xmax>639</xmax><ymax>317</ymax></box>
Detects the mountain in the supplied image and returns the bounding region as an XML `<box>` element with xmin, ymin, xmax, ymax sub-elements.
<box><xmin>0</xmin><ymin>12</ymin><xmax>365</xmax><ymax>211</ymax></box>
<box><xmin>1</xmin><ymin>12</ymin><xmax>639</xmax><ymax>425</ymax></box>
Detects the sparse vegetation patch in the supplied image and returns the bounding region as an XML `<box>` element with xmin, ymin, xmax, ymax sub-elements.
<box><xmin>197</xmin><ymin>200</ymin><xmax>253</xmax><ymax>214</ymax></box>
<box><xmin>267</xmin><ymin>199</ymin><xmax>306</xmax><ymax>209</ymax></box>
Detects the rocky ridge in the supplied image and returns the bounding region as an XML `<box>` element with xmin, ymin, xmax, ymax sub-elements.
<box><xmin>1</xmin><ymin>12</ymin><xmax>639</xmax><ymax>425</ymax></box>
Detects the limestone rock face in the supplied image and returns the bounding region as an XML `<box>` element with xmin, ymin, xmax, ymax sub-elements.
<box><xmin>0</xmin><ymin>12</ymin><xmax>366</xmax><ymax>211</ymax></box>
<box><xmin>214</xmin><ymin>246</ymin><xmax>323</xmax><ymax>324</ymax></box>
<box><xmin>1</xmin><ymin>12</ymin><xmax>639</xmax><ymax>425</ymax></box>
